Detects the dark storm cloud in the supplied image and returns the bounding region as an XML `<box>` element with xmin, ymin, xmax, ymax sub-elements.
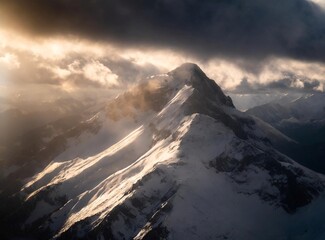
<box><xmin>1</xmin><ymin>0</ymin><xmax>325</xmax><ymax>62</ymax></box>
<box><xmin>233</xmin><ymin>74</ymin><xmax>323</xmax><ymax>93</ymax></box>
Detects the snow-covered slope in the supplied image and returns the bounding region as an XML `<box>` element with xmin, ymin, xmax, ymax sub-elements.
<box><xmin>8</xmin><ymin>63</ymin><xmax>325</xmax><ymax>240</ymax></box>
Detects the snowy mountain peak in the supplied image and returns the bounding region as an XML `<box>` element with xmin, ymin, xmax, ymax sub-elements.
<box><xmin>105</xmin><ymin>63</ymin><xmax>234</xmax><ymax>121</ymax></box>
<box><xmin>169</xmin><ymin>62</ymin><xmax>202</xmax><ymax>79</ymax></box>
<box><xmin>4</xmin><ymin>64</ymin><xmax>325</xmax><ymax>240</ymax></box>
<box><xmin>169</xmin><ymin>63</ymin><xmax>234</xmax><ymax>108</ymax></box>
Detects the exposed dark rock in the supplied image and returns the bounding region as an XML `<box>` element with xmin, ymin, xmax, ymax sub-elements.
<box><xmin>141</xmin><ymin>224</ymin><xmax>169</xmax><ymax>240</ymax></box>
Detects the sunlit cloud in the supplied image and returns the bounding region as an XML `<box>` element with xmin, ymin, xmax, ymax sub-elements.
<box><xmin>310</xmin><ymin>0</ymin><xmax>325</xmax><ymax>8</ymax></box>
<box><xmin>119</xmin><ymin>48</ymin><xmax>193</xmax><ymax>71</ymax></box>
<box><xmin>1</xmin><ymin>28</ymin><xmax>325</xmax><ymax>96</ymax></box>
<box><xmin>0</xmin><ymin>53</ymin><xmax>20</xmax><ymax>70</ymax></box>
<box><xmin>83</xmin><ymin>60</ymin><xmax>119</xmax><ymax>87</ymax></box>
<box><xmin>61</xmin><ymin>82</ymin><xmax>76</xmax><ymax>93</ymax></box>
<box><xmin>49</xmin><ymin>66</ymin><xmax>71</xmax><ymax>79</ymax></box>
<box><xmin>0</xmin><ymin>29</ymin><xmax>106</xmax><ymax>60</ymax></box>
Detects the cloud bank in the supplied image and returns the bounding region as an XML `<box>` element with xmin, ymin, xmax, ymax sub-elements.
<box><xmin>232</xmin><ymin>73</ymin><xmax>324</xmax><ymax>94</ymax></box>
<box><xmin>1</xmin><ymin>0</ymin><xmax>325</xmax><ymax>63</ymax></box>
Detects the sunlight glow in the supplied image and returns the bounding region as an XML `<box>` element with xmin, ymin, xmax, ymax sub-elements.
<box><xmin>310</xmin><ymin>0</ymin><xmax>325</xmax><ymax>8</ymax></box>
<box><xmin>0</xmin><ymin>29</ymin><xmax>106</xmax><ymax>60</ymax></box>
<box><xmin>0</xmin><ymin>28</ymin><xmax>324</xmax><ymax>93</ymax></box>
<box><xmin>0</xmin><ymin>53</ymin><xmax>20</xmax><ymax>69</ymax></box>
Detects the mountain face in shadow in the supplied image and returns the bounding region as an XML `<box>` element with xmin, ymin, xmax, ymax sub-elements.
<box><xmin>247</xmin><ymin>94</ymin><xmax>325</xmax><ymax>174</ymax></box>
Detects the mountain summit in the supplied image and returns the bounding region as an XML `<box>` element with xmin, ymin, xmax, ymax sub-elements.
<box><xmin>2</xmin><ymin>64</ymin><xmax>325</xmax><ymax>240</ymax></box>
<box><xmin>169</xmin><ymin>63</ymin><xmax>234</xmax><ymax>107</ymax></box>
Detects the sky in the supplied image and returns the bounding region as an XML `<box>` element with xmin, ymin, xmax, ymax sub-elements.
<box><xmin>1</xmin><ymin>0</ymin><xmax>325</xmax><ymax>99</ymax></box>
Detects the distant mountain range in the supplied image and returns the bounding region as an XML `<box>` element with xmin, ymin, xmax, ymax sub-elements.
<box><xmin>247</xmin><ymin>93</ymin><xmax>325</xmax><ymax>173</ymax></box>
